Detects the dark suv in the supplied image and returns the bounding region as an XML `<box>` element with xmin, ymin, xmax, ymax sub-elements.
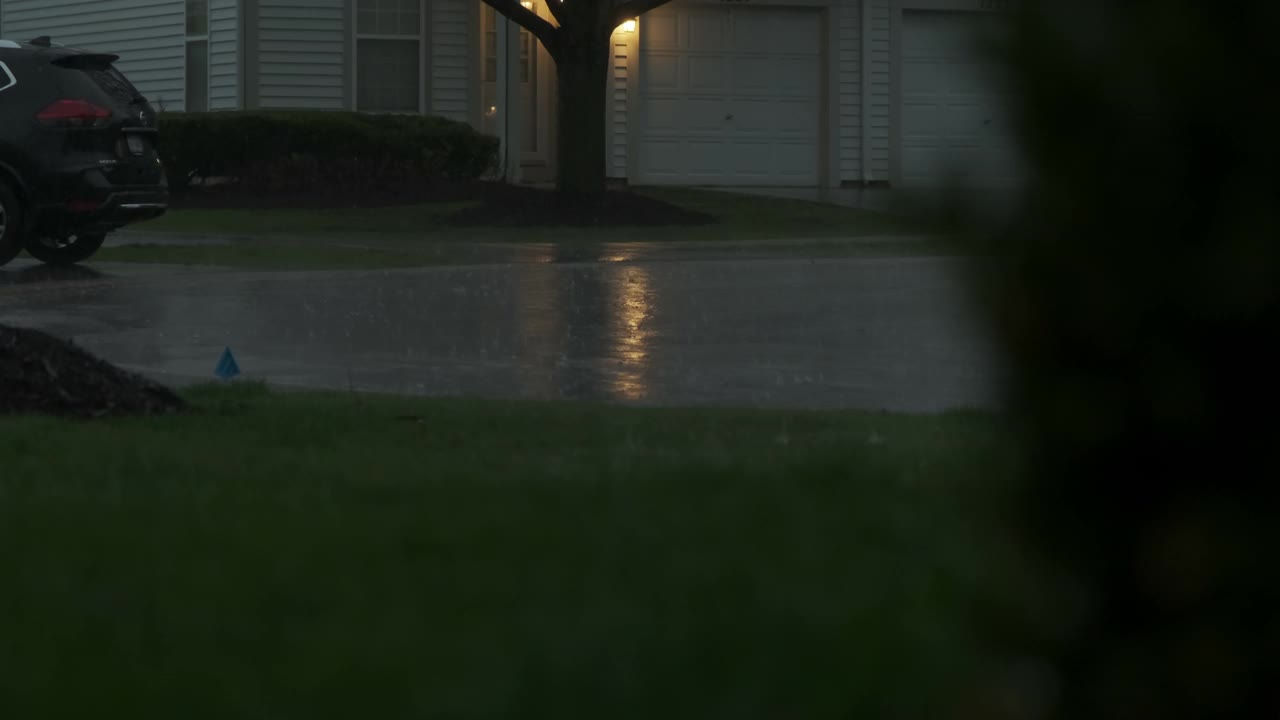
<box><xmin>0</xmin><ymin>37</ymin><xmax>167</xmax><ymax>267</ymax></box>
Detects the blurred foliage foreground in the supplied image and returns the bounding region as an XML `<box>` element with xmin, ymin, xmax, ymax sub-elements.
<box><xmin>966</xmin><ymin>1</ymin><xmax>1280</xmax><ymax>718</ymax></box>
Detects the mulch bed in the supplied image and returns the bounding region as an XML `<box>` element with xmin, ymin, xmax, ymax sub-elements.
<box><xmin>445</xmin><ymin>183</ymin><xmax>716</xmax><ymax>227</ymax></box>
<box><xmin>1</xmin><ymin>325</ymin><xmax>187</xmax><ymax>418</ymax></box>
<box><xmin>172</xmin><ymin>181</ymin><xmax>717</xmax><ymax>227</ymax></box>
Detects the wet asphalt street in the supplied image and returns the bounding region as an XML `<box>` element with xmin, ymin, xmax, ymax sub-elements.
<box><xmin>0</xmin><ymin>253</ymin><xmax>1000</xmax><ymax>411</ymax></box>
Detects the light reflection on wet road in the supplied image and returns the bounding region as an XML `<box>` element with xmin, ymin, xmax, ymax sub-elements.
<box><xmin>0</xmin><ymin>255</ymin><xmax>999</xmax><ymax>411</ymax></box>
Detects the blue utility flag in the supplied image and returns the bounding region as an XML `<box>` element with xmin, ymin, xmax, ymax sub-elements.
<box><xmin>215</xmin><ymin>347</ymin><xmax>241</xmax><ymax>380</ymax></box>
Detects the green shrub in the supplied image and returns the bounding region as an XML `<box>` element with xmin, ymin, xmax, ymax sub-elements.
<box><xmin>158</xmin><ymin>111</ymin><xmax>498</xmax><ymax>192</ymax></box>
<box><xmin>961</xmin><ymin>1</ymin><xmax>1280</xmax><ymax>718</ymax></box>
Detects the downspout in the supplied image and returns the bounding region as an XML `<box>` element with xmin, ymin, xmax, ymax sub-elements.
<box><xmin>861</xmin><ymin>0</ymin><xmax>872</xmax><ymax>184</ymax></box>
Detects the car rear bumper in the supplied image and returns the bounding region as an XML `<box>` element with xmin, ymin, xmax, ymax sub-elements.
<box><xmin>101</xmin><ymin>190</ymin><xmax>169</xmax><ymax>221</ymax></box>
<box><xmin>30</xmin><ymin>166</ymin><xmax>169</xmax><ymax>236</ymax></box>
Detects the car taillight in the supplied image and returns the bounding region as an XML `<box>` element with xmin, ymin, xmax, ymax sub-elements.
<box><xmin>36</xmin><ymin>99</ymin><xmax>112</xmax><ymax>128</ymax></box>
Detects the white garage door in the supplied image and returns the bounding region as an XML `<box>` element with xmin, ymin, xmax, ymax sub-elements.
<box><xmin>636</xmin><ymin>6</ymin><xmax>822</xmax><ymax>186</ymax></box>
<box><xmin>900</xmin><ymin>11</ymin><xmax>1022</xmax><ymax>188</ymax></box>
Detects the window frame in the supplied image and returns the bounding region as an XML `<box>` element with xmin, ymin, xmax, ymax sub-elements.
<box><xmin>352</xmin><ymin>0</ymin><xmax>427</xmax><ymax>114</ymax></box>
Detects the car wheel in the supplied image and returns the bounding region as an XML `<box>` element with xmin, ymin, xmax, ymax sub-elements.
<box><xmin>0</xmin><ymin>182</ymin><xmax>25</xmax><ymax>266</ymax></box>
<box><xmin>25</xmin><ymin>233</ymin><xmax>107</xmax><ymax>266</ymax></box>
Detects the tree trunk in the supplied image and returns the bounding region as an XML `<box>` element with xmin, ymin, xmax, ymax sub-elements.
<box><xmin>554</xmin><ymin>41</ymin><xmax>610</xmax><ymax>198</ymax></box>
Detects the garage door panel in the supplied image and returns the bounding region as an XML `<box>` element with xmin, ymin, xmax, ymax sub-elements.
<box><xmin>945</xmin><ymin>136</ymin><xmax>982</xmax><ymax>151</ymax></box>
<box><xmin>903</xmin><ymin>101</ymin><xmax>942</xmax><ymax>134</ymax></box>
<box><xmin>728</xmin><ymin>100</ymin><xmax>774</xmax><ymax>132</ymax></box>
<box><xmin>943</xmin><ymin>62</ymin><xmax>997</xmax><ymax>94</ymax></box>
<box><xmin>902</xmin><ymin>147</ymin><xmax>956</xmax><ymax>185</ymax></box>
<box><xmin>776</xmin><ymin>100</ymin><xmax>820</xmax><ymax>134</ymax></box>
<box><xmin>688</xmin><ymin>57</ymin><xmax>726</xmax><ymax>90</ymax></box>
<box><xmin>734</xmin><ymin>11</ymin><xmax>820</xmax><ymax>55</ymax></box>
<box><xmin>642</xmin><ymin>55</ymin><xmax>680</xmax><ymax>90</ymax></box>
<box><xmin>731</xmin><ymin>14</ymin><xmax>772</xmax><ymax>52</ymax></box>
<box><xmin>941</xmin><ymin>102</ymin><xmax>986</xmax><ymax>134</ymax></box>
<box><xmin>638</xmin><ymin>5</ymin><xmax>821</xmax><ymax>186</ymax></box>
<box><xmin>774</xmin><ymin>58</ymin><xmax>821</xmax><ymax>95</ymax></box>
<box><xmin>645</xmin><ymin>97</ymin><xmax>724</xmax><ymax>132</ymax></box>
<box><xmin>684</xmin><ymin>140</ymin><xmax>728</xmax><ymax>173</ymax></box>
<box><xmin>730</xmin><ymin>99</ymin><xmax>819</xmax><ymax>135</ymax></box>
<box><xmin>645</xmin><ymin>13</ymin><xmax>679</xmax><ymax>49</ymax></box>
<box><xmin>730</xmin><ymin>57</ymin><xmax>774</xmax><ymax>91</ymax></box>
<box><xmin>688</xmin><ymin>11</ymin><xmax>726</xmax><ymax>51</ymax></box>
<box><xmin>899</xmin><ymin>10</ymin><xmax>1023</xmax><ymax>188</ymax></box>
<box><xmin>730</xmin><ymin>142</ymin><xmax>773</xmax><ymax>175</ymax></box>
<box><xmin>904</xmin><ymin>13</ymin><xmax>972</xmax><ymax>56</ymax></box>
<box><xmin>639</xmin><ymin>140</ymin><xmax>685</xmax><ymax>179</ymax></box>
<box><xmin>637</xmin><ymin>139</ymin><xmax>731</xmax><ymax>182</ymax></box>
<box><xmin>642</xmin><ymin>98</ymin><xmax>685</xmax><ymax>131</ymax></box>
<box><xmin>903</xmin><ymin>61</ymin><xmax>941</xmax><ymax>93</ymax></box>
<box><xmin>684</xmin><ymin>99</ymin><xmax>729</xmax><ymax>131</ymax></box>
<box><xmin>773</xmin><ymin>141</ymin><xmax>821</xmax><ymax>175</ymax></box>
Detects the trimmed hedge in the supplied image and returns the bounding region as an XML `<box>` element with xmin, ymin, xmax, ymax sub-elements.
<box><xmin>158</xmin><ymin>111</ymin><xmax>498</xmax><ymax>192</ymax></box>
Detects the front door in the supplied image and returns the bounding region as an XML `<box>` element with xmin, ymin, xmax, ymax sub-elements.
<box><xmin>481</xmin><ymin>1</ymin><xmax>554</xmax><ymax>181</ymax></box>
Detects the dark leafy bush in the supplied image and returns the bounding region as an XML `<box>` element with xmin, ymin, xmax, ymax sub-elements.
<box><xmin>962</xmin><ymin>2</ymin><xmax>1280</xmax><ymax>718</ymax></box>
<box><xmin>158</xmin><ymin>111</ymin><xmax>498</xmax><ymax>192</ymax></box>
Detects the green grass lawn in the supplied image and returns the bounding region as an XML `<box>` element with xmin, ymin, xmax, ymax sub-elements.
<box><xmin>95</xmin><ymin>189</ymin><xmax>952</xmax><ymax>270</ymax></box>
<box><xmin>134</xmin><ymin>188</ymin><xmax>929</xmax><ymax>241</ymax></box>
<box><xmin>0</xmin><ymin>384</ymin><xmax>1027</xmax><ymax>718</ymax></box>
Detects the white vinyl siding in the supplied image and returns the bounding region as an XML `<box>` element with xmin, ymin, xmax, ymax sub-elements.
<box><xmin>865</xmin><ymin>0</ymin><xmax>891</xmax><ymax>182</ymax></box>
<box><xmin>606</xmin><ymin>24</ymin><xmax>637</xmax><ymax>180</ymax></box>
<box><xmin>430</xmin><ymin>0</ymin><xmax>470</xmax><ymax>121</ymax></box>
<box><xmin>257</xmin><ymin>0</ymin><xmax>346</xmax><ymax>109</ymax></box>
<box><xmin>836</xmin><ymin>0</ymin><xmax>864</xmax><ymax>183</ymax></box>
<box><xmin>209</xmin><ymin>0</ymin><xmax>239</xmax><ymax>110</ymax></box>
<box><xmin>0</xmin><ymin>0</ymin><xmax>186</xmax><ymax>110</ymax></box>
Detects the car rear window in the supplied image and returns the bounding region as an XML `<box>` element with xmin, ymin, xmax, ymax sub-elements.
<box><xmin>53</xmin><ymin>54</ymin><xmax>142</xmax><ymax>106</ymax></box>
<box><xmin>80</xmin><ymin>66</ymin><xmax>141</xmax><ymax>106</ymax></box>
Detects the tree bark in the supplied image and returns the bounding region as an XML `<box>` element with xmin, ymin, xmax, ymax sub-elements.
<box><xmin>554</xmin><ymin>42</ymin><xmax>610</xmax><ymax>198</ymax></box>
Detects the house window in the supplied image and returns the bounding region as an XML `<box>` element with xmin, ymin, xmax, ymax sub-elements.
<box><xmin>185</xmin><ymin>0</ymin><xmax>209</xmax><ymax>112</ymax></box>
<box><xmin>356</xmin><ymin>0</ymin><xmax>423</xmax><ymax>112</ymax></box>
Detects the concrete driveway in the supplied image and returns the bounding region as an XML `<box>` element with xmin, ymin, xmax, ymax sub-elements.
<box><xmin>0</xmin><ymin>252</ymin><xmax>1001</xmax><ymax>412</ymax></box>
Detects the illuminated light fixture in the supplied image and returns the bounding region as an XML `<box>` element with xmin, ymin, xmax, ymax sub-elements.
<box><xmin>520</xmin><ymin>0</ymin><xmax>532</xmax><ymax>7</ymax></box>
<box><xmin>619</xmin><ymin>18</ymin><xmax>637</xmax><ymax>32</ymax></box>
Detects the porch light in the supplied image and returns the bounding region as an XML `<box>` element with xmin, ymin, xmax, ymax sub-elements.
<box><xmin>619</xmin><ymin>17</ymin><xmax>636</xmax><ymax>32</ymax></box>
<box><xmin>520</xmin><ymin>1</ymin><xmax>532</xmax><ymax>8</ymax></box>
